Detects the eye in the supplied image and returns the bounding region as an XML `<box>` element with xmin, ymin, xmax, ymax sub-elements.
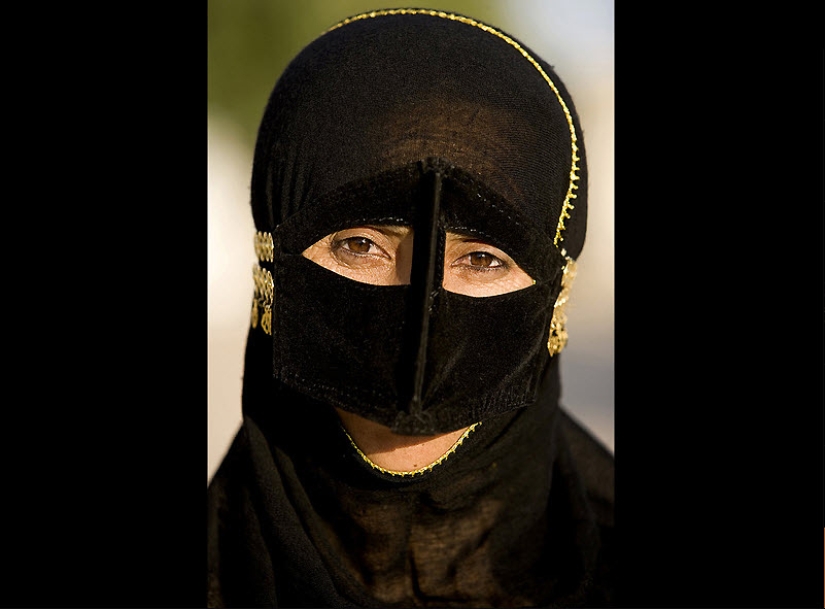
<box><xmin>443</xmin><ymin>234</ymin><xmax>534</xmax><ymax>296</ymax></box>
<box><xmin>326</xmin><ymin>231</ymin><xmax>399</xmax><ymax>271</ymax></box>
<box><xmin>454</xmin><ymin>251</ymin><xmax>506</xmax><ymax>271</ymax></box>
<box><xmin>302</xmin><ymin>225</ymin><xmax>412</xmax><ymax>285</ymax></box>
<box><xmin>337</xmin><ymin>236</ymin><xmax>379</xmax><ymax>255</ymax></box>
<box><xmin>467</xmin><ymin>252</ymin><xmax>503</xmax><ymax>269</ymax></box>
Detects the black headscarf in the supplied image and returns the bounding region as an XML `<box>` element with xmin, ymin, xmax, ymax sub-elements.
<box><xmin>208</xmin><ymin>9</ymin><xmax>614</xmax><ymax>607</ymax></box>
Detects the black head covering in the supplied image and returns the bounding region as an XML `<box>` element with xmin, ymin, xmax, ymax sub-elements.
<box><xmin>208</xmin><ymin>9</ymin><xmax>613</xmax><ymax>608</ymax></box>
<box><xmin>250</xmin><ymin>8</ymin><xmax>587</xmax><ymax>435</ymax></box>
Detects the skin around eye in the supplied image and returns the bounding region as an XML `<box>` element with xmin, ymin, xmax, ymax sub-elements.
<box><xmin>453</xmin><ymin>251</ymin><xmax>504</xmax><ymax>270</ymax></box>
<box><xmin>302</xmin><ymin>226</ymin><xmax>534</xmax><ymax>296</ymax></box>
<box><xmin>469</xmin><ymin>252</ymin><xmax>501</xmax><ymax>268</ymax></box>
<box><xmin>443</xmin><ymin>236</ymin><xmax>533</xmax><ymax>296</ymax></box>
<box><xmin>332</xmin><ymin>235</ymin><xmax>387</xmax><ymax>260</ymax></box>
<box><xmin>303</xmin><ymin>226</ymin><xmax>413</xmax><ymax>285</ymax></box>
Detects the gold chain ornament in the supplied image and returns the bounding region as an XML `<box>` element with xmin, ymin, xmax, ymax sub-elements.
<box><xmin>251</xmin><ymin>232</ymin><xmax>275</xmax><ymax>335</ymax></box>
<box><xmin>253</xmin><ymin>231</ymin><xmax>274</xmax><ymax>263</ymax></box>
<box><xmin>547</xmin><ymin>254</ymin><xmax>577</xmax><ymax>356</ymax></box>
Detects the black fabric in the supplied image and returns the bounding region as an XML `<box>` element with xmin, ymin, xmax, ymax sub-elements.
<box><xmin>270</xmin><ymin>160</ymin><xmax>564</xmax><ymax>435</ymax></box>
<box><xmin>208</xmin><ymin>9</ymin><xmax>613</xmax><ymax>608</ymax></box>
<box><xmin>208</xmin><ymin>356</ymin><xmax>614</xmax><ymax>608</ymax></box>
<box><xmin>249</xmin><ymin>13</ymin><xmax>587</xmax><ymax>260</ymax></box>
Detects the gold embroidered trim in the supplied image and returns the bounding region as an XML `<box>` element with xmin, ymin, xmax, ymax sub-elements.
<box><xmin>254</xmin><ymin>231</ymin><xmax>274</xmax><ymax>263</ymax></box>
<box><xmin>326</xmin><ymin>9</ymin><xmax>580</xmax><ymax>247</ymax></box>
<box><xmin>251</xmin><ymin>265</ymin><xmax>274</xmax><ymax>335</ymax></box>
<box><xmin>547</xmin><ymin>252</ymin><xmax>577</xmax><ymax>356</ymax></box>
<box><xmin>342</xmin><ymin>421</ymin><xmax>481</xmax><ymax>477</ymax></box>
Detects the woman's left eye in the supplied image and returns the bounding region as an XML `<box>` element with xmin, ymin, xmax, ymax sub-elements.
<box><xmin>468</xmin><ymin>252</ymin><xmax>502</xmax><ymax>268</ymax></box>
<box><xmin>458</xmin><ymin>251</ymin><xmax>505</xmax><ymax>270</ymax></box>
<box><xmin>340</xmin><ymin>237</ymin><xmax>376</xmax><ymax>254</ymax></box>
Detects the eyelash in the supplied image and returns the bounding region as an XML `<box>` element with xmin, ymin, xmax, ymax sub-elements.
<box><xmin>454</xmin><ymin>251</ymin><xmax>508</xmax><ymax>272</ymax></box>
<box><xmin>332</xmin><ymin>235</ymin><xmax>508</xmax><ymax>271</ymax></box>
<box><xmin>332</xmin><ymin>236</ymin><xmax>384</xmax><ymax>257</ymax></box>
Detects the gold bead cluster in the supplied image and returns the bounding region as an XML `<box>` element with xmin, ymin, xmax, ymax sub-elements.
<box><xmin>251</xmin><ymin>231</ymin><xmax>274</xmax><ymax>335</ymax></box>
<box><xmin>253</xmin><ymin>231</ymin><xmax>273</xmax><ymax>263</ymax></box>
<box><xmin>547</xmin><ymin>253</ymin><xmax>577</xmax><ymax>357</ymax></box>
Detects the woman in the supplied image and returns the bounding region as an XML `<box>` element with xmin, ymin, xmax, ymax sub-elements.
<box><xmin>207</xmin><ymin>9</ymin><xmax>614</xmax><ymax>607</ymax></box>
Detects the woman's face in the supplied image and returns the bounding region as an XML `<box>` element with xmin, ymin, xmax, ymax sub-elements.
<box><xmin>302</xmin><ymin>225</ymin><xmax>534</xmax><ymax>297</ymax></box>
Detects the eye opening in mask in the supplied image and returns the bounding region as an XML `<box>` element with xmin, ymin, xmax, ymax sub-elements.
<box><xmin>301</xmin><ymin>224</ymin><xmax>535</xmax><ymax>297</ymax></box>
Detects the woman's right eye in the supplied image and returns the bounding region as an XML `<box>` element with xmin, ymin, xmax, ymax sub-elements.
<box><xmin>337</xmin><ymin>236</ymin><xmax>377</xmax><ymax>255</ymax></box>
<box><xmin>330</xmin><ymin>235</ymin><xmax>391</xmax><ymax>265</ymax></box>
<box><xmin>303</xmin><ymin>225</ymin><xmax>410</xmax><ymax>285</ymax></box>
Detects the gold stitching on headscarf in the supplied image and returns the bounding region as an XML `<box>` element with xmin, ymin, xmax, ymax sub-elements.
<box><xmin>325</xmin><ymin>9</ymin><xmax>580</xmax><ymax>248</ymax></box>
<box><xmin>547</xmin><ymin>253</ymin><xmax>577</xmax><ymax>356</ymax></box>
<box><xmin>342</xmin><ymin>421</ymin><xmax>482</xmax><ymax>477</ymax></box>
<box><xmin>251</xmin><ymin>263</ymin><xmax>274</xmax><ymax>335</ymax></box>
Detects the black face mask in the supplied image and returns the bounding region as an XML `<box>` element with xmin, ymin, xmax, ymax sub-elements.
<box><xmin>246</xmin><ymin>10</ymin><xmax>588</xmax><ymax>435</ymax></box>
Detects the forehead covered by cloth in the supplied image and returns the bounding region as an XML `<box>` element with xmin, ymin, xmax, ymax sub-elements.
<box><xmin>252</xmin><ymin>10</ymin><xmax>587</xmax><ymax>262</ymax></box>
<box><xmin>275</xmin><ymin>160</ymin><xmax>563</xmax><ymax>282</ymax></box>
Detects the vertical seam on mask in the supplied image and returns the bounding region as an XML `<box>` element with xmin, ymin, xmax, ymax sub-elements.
<box><xmin>324</xmin><ymin>8</ymin><xmax>581</xmax><ymax>248</ymax></box>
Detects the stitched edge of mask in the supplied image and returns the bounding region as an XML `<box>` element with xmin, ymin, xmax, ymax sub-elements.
<box><xmin>341</xmin><ymin>421</ymin><xmax>481</xmax><ymax>477</ymax></box>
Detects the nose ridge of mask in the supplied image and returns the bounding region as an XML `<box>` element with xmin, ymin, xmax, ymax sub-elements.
<box><xmin>401</xmin><ymin>162</ymin><xmax>444</xmax><ymax>419</ymax></box>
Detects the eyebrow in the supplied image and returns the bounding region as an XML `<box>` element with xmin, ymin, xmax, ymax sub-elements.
<box><xmin>365</xmin><ymin>225</ymin><xmax>412</xmax><ymax>238</ymax></box>
<box><xmin>444</xmin><ymin>233</ymin><xmax>515</xmax><ymax>258</ymax></box>
<box><xmin>359</xmin><ymin>226</ymin><xmax>502</xmax><ymax>250</ymax></box>
<box><xmin>444</xmin><ymin>233</ymin><xmax>491</xmax><ymax>245</ymax></box>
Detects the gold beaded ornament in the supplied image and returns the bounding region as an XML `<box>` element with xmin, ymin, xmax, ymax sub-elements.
<box><xmin>251</xmin><ymin>231</ymin><xmax>274</xmax><ymax>335</ymax></box>
<box><xmin>547</xmin><ymin>252</ymin><xmax>577</xmax><ymax>357</ymax></box>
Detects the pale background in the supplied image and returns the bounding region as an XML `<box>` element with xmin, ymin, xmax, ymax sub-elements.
<box><xmin>208</xmin><ymin>0</ymin><xmax>614</xmax><ymax>483</ymax></box>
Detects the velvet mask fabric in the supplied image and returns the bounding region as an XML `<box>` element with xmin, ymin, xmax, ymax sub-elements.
<box><xmin>208</xmin><ymin>9</ymin><xmax>614</xmax><ymax>608</ymax></box>
<box><xmin>271</xmin><ymin>160</ymin><xmax>566</xmax><ymax>434</ymax></box>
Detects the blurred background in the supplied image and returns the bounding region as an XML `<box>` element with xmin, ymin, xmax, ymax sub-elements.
<box><xmin>208</xmin><ymin>0</ymin><xmax>614</xmax><ymax>483</ymax></box>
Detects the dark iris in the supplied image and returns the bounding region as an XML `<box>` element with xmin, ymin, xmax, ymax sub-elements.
<box><xmin>469</xmin><ymin>252</ymin><xmax>495</xmax><ymax>268</ymax></box>
<box><xmin>345</xmin><ymin>237</ymin><xmax>373</xmax><ymax>254</ymax></box>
